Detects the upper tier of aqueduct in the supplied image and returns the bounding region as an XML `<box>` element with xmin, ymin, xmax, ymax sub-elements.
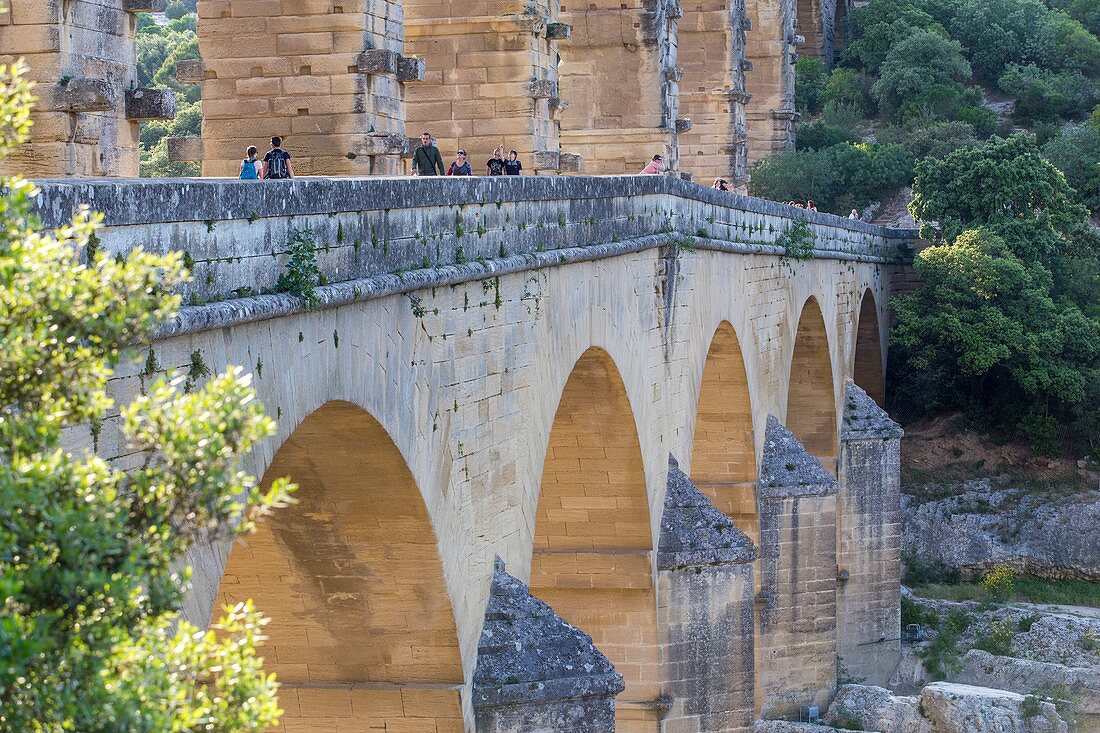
<box><xmin>0</xmin><ymin>0</ymin><xmax>847</xmax><ymax>183</ymax></box>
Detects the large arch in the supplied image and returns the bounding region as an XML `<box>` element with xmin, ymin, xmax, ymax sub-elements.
<box><xmin>743</xmin><ymin>0</ymin><xmax>796</xmax><ymax>165</ymax></box>
<box><xmin>796</xmin><ymin>0</ymin><xmax>825</xmax><ymax>60</ymax></box>
<box><xmin>529</xmin><ymin>347</ymin><xmax>661</xmax><ymax>731</ymax></box>
<box><xmin>679</xmin><ymin>0</ymin><xmax>748</xmax><ymax>185</ymax></box>
<box><xmin>213</xmin><ymin>401</ymin><xmax>464</xmax><ymax>730</ymax></box>
<box><xmin>786</xmin><ymin>296</ymin><xmax>838</xmax><ymax>474</ymax></box>
<box><xmin>853</xmin><ymin>289</ymin><xmax>885</xmax><ymax>406</ymax></box>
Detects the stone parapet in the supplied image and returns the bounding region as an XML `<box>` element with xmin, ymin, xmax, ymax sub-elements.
<box><xmin>473</xmin><ymin>557</ymin><xmax>624</xmax><ymax>732</ymax></box>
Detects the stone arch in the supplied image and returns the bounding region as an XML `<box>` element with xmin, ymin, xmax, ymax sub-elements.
<box><xmin>833</xmin><ymin>0</ymin><xmax>850</xmax><ymax>56</ymax></box>
<box><xmin>528</xmin><ymin>346</ymin><xmax>661</xmax><ymax>731</ymax></box>
<box><xmin>690</xmin><ymin>321</ymin><xmax>758</xmax><ymax>541</ymax></box>
<box><xmin>853</xmin><ymin>288</ymin><xmax>885</xmax><ymax>406</ymax></box>
<box><xmin>743</xmin><ymin>0</ymin><xmax>796</xmax><ymax>165</ymax></box>
<box><xmin>213</xmin><ymin>400</ymin><xmax>464</xmax><ymax>729</ymax></box>
<box><xmin>679</xmin><ymin>0</ymin><xmax>748</xmax><ymax>185</ymax></box>
<box><xmin>557</xmin><ymin>4</ymin><xmax>675</xmax><ymax>174</ymax></box>
<box><xmin>786</xmin><ymin>296</ymin><xmax>838</xmax><ymax>473</ymax></box>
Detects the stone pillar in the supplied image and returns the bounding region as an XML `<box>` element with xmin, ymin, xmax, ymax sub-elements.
<box><xmin>678</xmin><ymin>0</ymin><xmax>751</xmax><ymax>186</ymax></box>
<box><xmin>743</xmin><ymin>0</ymin><xmax>797</xmax><ymax>166</ymax></box>
<box><xmin>558</xmin><ymin>0</ymin><xmax>680</xmax><ymax>174</ymax></box>
<box><xmin>196</xmin><ymin>0</ymin><xmax>413</xmax><ymax>177</ymax></box>
<box><xmin>473</xmin><ymin>557</ymin><xmax>625</xmax><ymax>732</ymax></box>
<box><xmin>658</xmin><ymin>455</ymin><xmax>757</xmax><ymax>733</ymax></box>
<box><xmin>0</xmin><ymin>0</ymin><xmax>173</xmax><ymax>177</ymax></box>
<box><xmin>756</xmin><ymin>415</ymin><xmax>838</xmax><ymax>720</ymax></box>
<box><xmin>837</xmin><ymin>381</ymin><xmax>903</xmax><ymax>686</ymax></box>
<box><xmin>404</xmin><ymin>0</ymin><xmax>567</xmax><ymax>175</ymax></box>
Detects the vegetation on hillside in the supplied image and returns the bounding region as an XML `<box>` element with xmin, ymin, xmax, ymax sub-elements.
<box><xmin>136</xmin><ymin>3</ymin><xmax>200</xmax><ymax>177</ymax></box>
<box><xmin>752</xmin><ymin>0</ymin><xmax>1100</xmax><ymax>219</ymax></box>
<box><xmin>0</xmin><ymin>62</ymin><xmax>290</xmax><ymax>728</ymax></box>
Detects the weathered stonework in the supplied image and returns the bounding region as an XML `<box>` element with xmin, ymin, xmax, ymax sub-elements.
<box><xmin>757</xmin><ymin>415</ymin><xmax>840</xmax><ymax>719</ymax></box>
<box><xmin>837</xmin><ymin>381</ymin><xmax>903</xmax><ymax>687</ymax></box>
<box><xmin>474</xmin><ymin>558</ymin><xmax>625</xmax><ymax>732</ymax></box>
<box><xmin>40</xmin><ymin>176</ymin><xmax>912</xmax><ymax>731</ymax></box>
<box><xmin>658</xmin><ymin>455</ymin><xmax>757</xmax><ymax>733</ymax></box>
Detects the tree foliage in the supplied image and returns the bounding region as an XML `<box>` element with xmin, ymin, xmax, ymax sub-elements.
<box><xmin>136</xmin><ymin>13</ymin><xmax>201</xmax><ymax>177</ymax></box>
<box><xmin>894</xmin><ymin>133</ymin><xmax>1100</xmax><ymax>452</ymax></box>
<box><xmin>872</xmin><ymin>31</ymin><xmax>973</xmax><ymax>118</ymax></box>
<box><xmin>0</xmin><ymin>61</ymin><xmax>290</xmax><ymax>730</ymax></box>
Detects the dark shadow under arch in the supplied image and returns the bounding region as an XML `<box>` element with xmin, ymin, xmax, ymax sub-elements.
<box><xmin>787</xmin><ymin>297</ymin><xmax>838</xmax><ymax>474</ymax></box>
<box><xmin>853</xmin><ymin>289</ymin><xmax>886</xmax><ymax>406</ymax></box>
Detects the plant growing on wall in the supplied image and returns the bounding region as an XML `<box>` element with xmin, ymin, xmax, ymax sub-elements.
<box><xmin>777</xmin><ymin>218</ymin><xmax>816</xmax><ymax>260</ymax></box>
<box><xmin>276</xmin><ymin>228</ymin><xmax>322</xmax><ymax>308</ymax></box>
<box><xmin>0</xmin><ymin>62</ymin><xmax>291</xmax><ymax>730</ymax></box>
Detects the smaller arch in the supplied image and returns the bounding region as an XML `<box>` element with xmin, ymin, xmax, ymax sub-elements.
<box><xmin>214</xmin><ymin>401</ymin><xmax>463</xmax><ymax>729</ymax></box>
<box><xmin>786</xmin><ymin>296</ymin><xmax>838</xmax><ymax>473</ymax></box>
<box><xmin>796</xmin><ymin>0</ymin><xmax>826</xmax><ymax>60</ymax></box>
<box><xmin>853</xmin><ymin>289</ymin><xmax>886</xmax><ymax>406</ymax></box>
<box><xmin>530</xmin><ymin>347</ymin><xmax>660</xmax><ymax>729</ymax></box>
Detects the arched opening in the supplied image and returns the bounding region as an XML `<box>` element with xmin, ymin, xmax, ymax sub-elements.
<box><xmin>689</xmin><ymin>322</ymin><xmax>763</xmax><ymax>715</ymax></box>
<box><xmin>690</xmin><ymin>322</ymin><xmax>757</xmax><ymax>543</ymax></box>
<box><xmin>743</xmin><ymin>0</ymin><xmax>796</xmax><ymax>166</ymax></box>
<box><xmin>557</xmin><ymin>6</ymin><xmax>670</xmax><ymax>174</ymax></box>
<box><xmin>833</xmin><ymin>0</ymin><xmax>850</xmax><ymax>56</ymax></box>
<box><xmin>796</xmin><ymin>0</ymin><xmax>825</xmax><ymax>60</ymax></box>
<box><xmin>679</xmin><ymin>0</ymin><xmax>744</xmax><ymax>184</ymax></box>
<box><xmin>786</xmin><ymin>297</ymin><xmax>838</xmax><ymax>474</ymax></box>
<box><xmin>529</xmin><ymin>347</ymin><xmax>660</xmax><ymax>731</ymax></box>
<box><xmin>214</xmin><ymin>401</ymin><xmax>463</xmax><ymax>729</ymax></box>
<box><xmin>853</xmin><ymin>289</ymin><xmax>886</xmax><ymax>406</ymax></box>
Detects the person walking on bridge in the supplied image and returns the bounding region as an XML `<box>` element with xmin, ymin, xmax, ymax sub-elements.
<box><xmin>640</xmin><ymin>154</ymin><xmax>664</xmax><ymax>174</ymax></box>
<box><xmin>412</xmin><ymin>132</ymin><xmax>445</xmax><ymax>176</ymax></box>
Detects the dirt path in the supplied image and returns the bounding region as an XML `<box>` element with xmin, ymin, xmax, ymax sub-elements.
<box><xmin>1007</xmin><ymin>601</ymin><xmax>1100</xmax><ymax>620</ymax></box>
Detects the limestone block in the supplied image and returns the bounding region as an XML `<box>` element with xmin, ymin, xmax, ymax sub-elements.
<box><xmin>359</xmin><ymin>134</ymin><xmax>406</xmax><ymax>156</ymax></box>
<box><xmin>357</xmin><ymin>49</ymin><xmax>398</xmax><ymax>75</ymax></box>
<box><xmin>473</xmin><ymin>558</ymin><xmax>624</xmax><ymax>732</ymax></box>
<box><xmin>920</xmin><ymin>682</ymin><xmax>1068</xmax><ymax>733</ymax></box>
<box><xmin>396</xmin><ymin>55</ymin><xmax>425</xmax><ymax>83</ymax></box>
<box><xmin>826</xmin><ymin>685</ymin><xmax>929</xmax><ymax>733</ymax></box>
<box><xmin>527</xmin><ymin>79</ymin><xmax>558</xmax><ymax>99</ymax></box>
<box><xmin>533</xmin><ymin>150</ymin><xmax>559</xmax><ymax>170</ymax></box>
<box><xmin>125</xmin><ymin>88</ymin><xmax>175</xmax><ymax>121</ymax></box>
<box><xmin>122</xmin><ymin>0</ymin><xmax>166</xmax><ymax>12</ymax></box>
<box><xmin>546</xmin><ymin>22</ymin><xmax>572</xmax><ymax>40</ymax></box>
<box><xmin>0</xmin><ymin>4</ymin><xmax>11</xmax><ymax>24</ymax></box>
<box><xmin>167</xmin><ymin>136</ymin><xmax>203</xmax><ymax>162</ymax></box>
<box><xmin>674</xmin><ymin>118</ymin><xmax>693</xmax><ymax>133</ymax></box>
<box><xmin>175</xmin><ymin>59</ymin><xmax>206</xmax><ymax>84</ymax></box>
<box><xmin>49</xmin><ymin>79</ymin><xmax>115</xmax><ymax>113</ymax></box>
<box><xmin>558</xmin><ymin>153</ymin><xmax>583</xmax><ymax>172</ymax></box>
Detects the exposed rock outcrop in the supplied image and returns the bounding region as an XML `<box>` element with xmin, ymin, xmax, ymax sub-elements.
<box><xmin>826</xmin><ymin>684</ymin><xmax>930</xmax><ymax>733</ymax></box>
<box><xmin>902</xmin><ymin>481</ymin><xmax>1100</xmax><ymax>580</ymax></box>
<box><xmin>953</xmin><ymin>649</ymin><xmax>1100</xmax><ymax>716</ymax></box>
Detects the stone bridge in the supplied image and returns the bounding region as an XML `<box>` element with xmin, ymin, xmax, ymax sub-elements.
<box><xmin>41</xmin><ymin>175</ymin><xmax>914</xmax><ymax>732</ymax></box>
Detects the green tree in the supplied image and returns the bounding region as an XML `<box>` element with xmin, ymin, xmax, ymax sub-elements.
<box><xmin>795</xmin><ymin>57</ymin><xmax>828</xmax><ymax>116</ymax></box>
<box><xmin>842</xmin><ymin>0</ymin><xmax>945</xmax><ymax>73</ymax></box>
<box><xmin>998</xmin><ymin>64</ymin><xmax>1099</xmax><ymax>122</ymax></box>
<box><xmin>871</xmin><ymin>30</ymin><xmax>972</xmax><ymax>119</ymax></box>
<box><xmin>895</xmin><ymin>133</ymin><xmax>1100</xmax><ymax>450</ymax></box>
<box><xmin>0</xmin><ymin>62</ymin><xmax>289</xmax><ymax>730</ymax></box>
<box><xmin>1042</xmin><ymin>121</ymin><xmax>1100</xmax><ymax>214</ymax></box>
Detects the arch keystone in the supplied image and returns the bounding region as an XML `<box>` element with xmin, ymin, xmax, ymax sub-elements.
<box><xmin>658</xmin><ymin>454</ymin><xmax>757</xmax><ymax>731</ymax></box>
<box><xmin>474</xmin><ymin>557</ymin><xmax>624</xmax><ymax>732</ymax></box>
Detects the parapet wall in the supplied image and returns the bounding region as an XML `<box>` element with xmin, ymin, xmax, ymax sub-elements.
<box><xmin>34</xmin><ymin>175</ymin><xmax>915</xmax><ymax>336</ymax></box>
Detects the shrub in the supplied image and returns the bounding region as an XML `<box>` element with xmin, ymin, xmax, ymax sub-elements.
<box><xmin>797</xmin><ymin>120</ymin><xmax>861</xmax><ymax>151</ymax></box>
<box><xmin>872</xmin><ymin>31</ymin><xmax>972</xmax><ymax>119</ymax></box>
<box><xmin>981</xmin><ymin>564</ymin><xmax>1018</xmax><ymax>600</ymax></box>
<box><xmin>796</xmin><ymin>57</ymin><xmax>828</xmax><ymax>115</ymax></box>
<box><xmin>842</xmin><ymin>0</ymin><xmax>946</xmax><ymax>73</ymax></box>
<box><xmin>975</xmin><ymin>619</ymin><xmax>1016</xmax><ymax>655</ymax></box>
<box><xmin>999</xmin><ymin>64</ymin><xmax>1099</xmax><ymax>122</ymax></box>
<box><xmin>276</xmin><ymin>229</ymin><xmax>323</xmax><ymax>308</ymax></box>
<box><xmin>750</xmin><ymin>149</ymin><xmax>836</xmax><ymax>208</ymax></box>
<box><xmin>1042</xmin><ymin>123</ymin><xmax>1100</xmax><ymax>214</ymax></box>
<box><xmin>901</xmin><ymin>120</ymin><xmax>980</xmax><ymax>159</ymax></box>
<box><xmin>822</xmin><ymin>68</ymin><xmax>878</xmax><ymax>117</ymax></box>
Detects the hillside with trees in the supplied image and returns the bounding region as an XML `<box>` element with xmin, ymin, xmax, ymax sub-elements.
<box><xmin>137</xmin><ymin>2</ymin><xmax>200</xmax><ymax>177</ymax></box>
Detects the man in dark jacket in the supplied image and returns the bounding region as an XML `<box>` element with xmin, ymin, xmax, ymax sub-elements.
<box><xmin>412</xmin><ymin>132</ymin><xmax>445</xmax><ymax>176</ymax></box>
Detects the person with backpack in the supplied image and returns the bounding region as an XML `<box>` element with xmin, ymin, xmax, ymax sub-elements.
<box><xmin>262</xmin><ymin>137</ymin><xmax>294</xmax><ymax>180</ymax></box>
<box><xmin>503</xmin><ymin>149</ymin><xmax>522</xmax><ymax>175</ymax></box>
<box><xmin>239</xmin><ymin>146</ymin><xmax>261</xmax><ymax>181</ymax></box>
<box><xmin>447</xmin><ymin>149</ymin><xmax>472</xmax><ymax>176</ymax></box>
<box><xmin>412</xmin><ymin>132</ymin><xmax>445</xmax><ymax>176</ymax></box>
